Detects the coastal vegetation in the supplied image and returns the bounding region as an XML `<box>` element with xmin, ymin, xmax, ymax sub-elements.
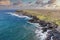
<box><xmin>15</xmin><ymin>10</ymin><xmax>60</xmax><ymax>40</ymax></box>
<box><xmin>16</xmin><ymin>10</ymin><xmax>60</xmax><ymax>26</ymax></box>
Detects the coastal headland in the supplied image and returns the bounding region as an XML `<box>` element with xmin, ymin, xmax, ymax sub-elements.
<box><xmin>15</xmin><ymin>9</ymin><xmax>60</xmax><ymax>40</ymax></box>
<box><xmin>15</xmin><ymin>9</ymin><xmax>60</xmax><ymax>26</ymax></box>
<box><xmin>15</xmin><ymin>9</ymin><xmax>60</xmax><ymax>31</ymax></box>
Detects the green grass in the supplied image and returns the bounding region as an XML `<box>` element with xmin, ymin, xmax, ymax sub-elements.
<box><xmin>21</xmin><ymin>10</ymin><xmax>60</xmax><ymax>25</ymax></box>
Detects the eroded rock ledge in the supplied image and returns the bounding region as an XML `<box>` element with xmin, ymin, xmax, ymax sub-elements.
<box><xmin>28</xmin><ymin>15</ymin><xmax>60</xmax><ymax>40</ymax></box>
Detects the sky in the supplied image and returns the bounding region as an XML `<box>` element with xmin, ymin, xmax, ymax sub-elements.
<box><xmin>0</xmin><ymin>0</ymin><xmax>60</xmax><ymax>10</ymax></box>
<box><xmin>55</xmin><ymin>0</ymin><xmax>60</xmax><ymax>6</ymax></box>
<box><xmin>10</xmin><ymin>0</ymin><xmax>60</xmax><ymax>4</ymax></box>
<box><xmin>10</xmin><ymin>0</ymin><xmax>35</xmax><ymax>3</ymax></box>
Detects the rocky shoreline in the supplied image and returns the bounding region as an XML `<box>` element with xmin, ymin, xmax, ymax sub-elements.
<box><xmin>28</xmin><ymin>15</ymin><xmax>60</xmax><ymax>40</ymax></box>
<box><xmin>15</xmin><ymin>10</ymin><xmax>60</xmax><ymax>40</ymax></box>
<box><xmin>16</xmin><ymin>10</ymin><xmax>58</xmax><ymax>29</ymax></box>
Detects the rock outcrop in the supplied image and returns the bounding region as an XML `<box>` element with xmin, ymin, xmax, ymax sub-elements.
<box><xmin>15</xmin><ymin>10</ymin><xmax>60</xmax><ymax>40</ymax></box>
<box><xmin>28</xmin><ymin>15</ymin><xmax>60</xmax><ymax>40</ymax></box>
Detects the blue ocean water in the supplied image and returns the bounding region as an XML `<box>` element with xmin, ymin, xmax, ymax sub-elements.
<box><xmin>0</xmin><ymin>11</ymin><xmax>36</xmax><ymax>40</ymax></box>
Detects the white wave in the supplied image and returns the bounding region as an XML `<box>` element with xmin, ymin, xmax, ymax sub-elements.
<box><xmin>27</xmin><ymin>22</ymin><xmax>40</xmax><ymax>28</ymax></box>
<box><xmin>35</xmin><ymin>29</ymin><xmax>47</xmax><ymax>40</ymax></box>
<box><xmin>27</xmin><ymin>22</ymin><xmax>49</xmax><ymax>40</ymax></box>
<box><xmin>27</xmin><ymin>22</ymin><xmax>39</xmax><ymax>26</ymax></box>
<box><xmin>35</xmin><ymin>25</ymin><xmax>52</xmax><ymax>40</ymax></box>
<box><xmin>51</xmin><ymin>36</ymin><xmax>53</xmax><ymax>40</ymax></box>
<box><xmin>7</xmin><ymin>12</ymin><xmax>32</xmax><ymax>19</ymax></box>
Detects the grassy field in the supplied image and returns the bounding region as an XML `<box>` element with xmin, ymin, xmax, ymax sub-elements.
<box><xmin>16</xmin><ymin>9</ymin><xmax>60</xmax><ymax>25</ymax></box>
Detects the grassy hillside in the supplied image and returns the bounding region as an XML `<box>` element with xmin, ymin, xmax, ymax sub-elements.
<box><xmin>16</xmin><ymin>9</ymin><xmax>60</xmax><ymax>25</ymax></box>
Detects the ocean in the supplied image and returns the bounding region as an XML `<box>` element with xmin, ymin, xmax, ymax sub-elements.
<box><xmin>0</xmin><ymin>10</ymin><xmax>52</xmax><ymax>40</ymax></box>
<box><xmin>0</xmin><ymin>10</ymin><xmax>36</xmax><ymax>40</ymax></box>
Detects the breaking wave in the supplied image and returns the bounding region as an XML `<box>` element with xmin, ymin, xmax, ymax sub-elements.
<box><xmin>7</xmin><ymin>12</ymin><xmax>32</xmax><ymax>19</ymax></box>
<box><xmin>30</xmin><ymin>22</ymin><xmax>52</xmax><ymax>40</ymax></box>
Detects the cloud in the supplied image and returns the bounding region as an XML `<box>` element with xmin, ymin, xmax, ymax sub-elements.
<box><xmin>55</xmin><ymin>0</ymin><xmax>60</xmax><ymax>6</ymax></box>
<box><xmin>0</xmin><ymin>0</ymin><xmax>11</xmax><ymax>5</ymax></box>
<box><xmin>0</xmin><ymin>0</ymin><xmax>60</xmax><ymax>10</ymax></box>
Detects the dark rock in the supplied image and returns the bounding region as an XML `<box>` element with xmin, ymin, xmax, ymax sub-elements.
<box><xmin>52</xmin><ymin>30</ymin><xmax>60</xmax><ymax>40</ymax></box>
<box><xmin>27</xmin><ymin>15</ymin><xmax>33</xmax><ymax>17</ymax></box>
<box><xmin>46</xmin><ymin>30</ymin><xmax>60</xmax><ymax>40</ymax></box>
<box><xmin>28</xmin><ymin>19</ymin><xmax>39</xmax><ymax>23</ymax></box>
<box><xmin>42</xmin><ymin>28</ymin><xmax>47</xmax><ymax>33</ymax></box>
<box><xmin>46</xmin><ymin>22</ymin><xmax>58</xmax><ymax>29</ymax></box>
<box><xmin>48</xmin><ymin>27</ymin><xmax>53</xmax><ymax>29</ymax></box>
<box><xmin>28</xmin><ymin>19</ymin><xmax>35</xmax><ymax>23</ymax></box>
<box><xmin>32</xmin><ymin>16</ymin><xmax>39</xmax><ymax>20</ymax></box>
<box><xmin>39</xmin><ymin>20</ymin><xmax>47</xmax><ymax>27</ymax></box>
<box><xmin>28</xmin><ymin>16</ymin><xmax>40</xmax><ymax>23</ymax></box>
<box><xmin>16</xmin><ymin>10</ymin><xmax>23</xmax><ymax>12</ymax></box>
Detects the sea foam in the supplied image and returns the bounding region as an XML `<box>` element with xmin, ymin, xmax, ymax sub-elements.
<box><xmin>7</xmin><ymin>12</ymin><xmax>32</xmax><ymax>19</ymax></box>
<box><xmin>31</xmin><ymin>23</ymin><xmax>52</xmax><ymax>40</ymax></box>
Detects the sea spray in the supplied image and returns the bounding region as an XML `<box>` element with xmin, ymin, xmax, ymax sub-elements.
<box><xmin>28</xmin><ymin>22</ymin><xmax>54</xmax><ymax>40</ymax></box>
<box><xmin>7</xmin><ymin>12</ymin><xmax>32</xmax><ymax>19</ymax></box>
<box><xmin>35</xmin><ymin>27</ymin><xmax>47</xmax><ymax>40</ymax></box>
<box><xmin>27</xmin><ymin>22</ymin><xmax>48</xmax><ymax>40</ymax></box>
<box><xmin>51</xmin><ymin>36</ymin><xmax>53</xmax><ymax>40</ymax></box>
